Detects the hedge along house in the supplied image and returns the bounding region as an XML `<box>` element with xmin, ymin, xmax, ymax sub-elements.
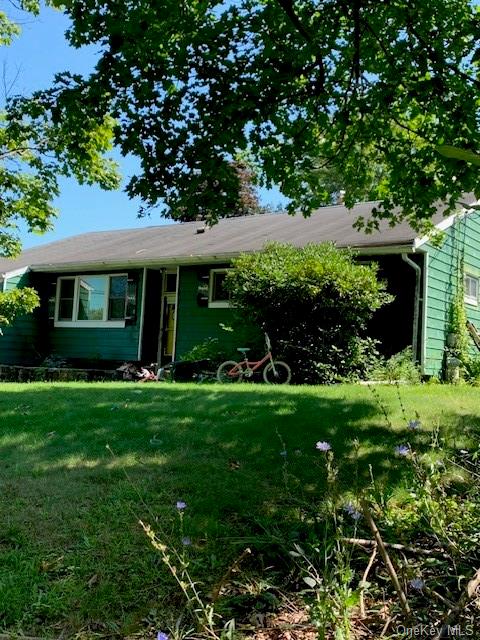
<box><xmin>0</xmin><ymin>197</ymin><xmax>479</xmax><ymax>378</ymax></box>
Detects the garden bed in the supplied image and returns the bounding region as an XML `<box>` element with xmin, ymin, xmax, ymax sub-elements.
<box><xmin>0</xmin><ymin>363</ymin><xmax>121</xmax><ymax>382</ymax></box>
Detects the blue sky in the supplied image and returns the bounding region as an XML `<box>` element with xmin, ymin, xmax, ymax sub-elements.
<box><xmin>2</xmin><ymin>6</ymin><xmax>286</xmax><ymax>249</ymax></box>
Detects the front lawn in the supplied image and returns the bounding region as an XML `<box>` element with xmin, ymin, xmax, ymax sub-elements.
<box><xmin>0</xmin><ymin>382</ymin><xmax>478</xmax><ymax>638</ymax></box>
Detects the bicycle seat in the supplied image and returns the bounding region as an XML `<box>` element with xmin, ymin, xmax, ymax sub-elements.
<box><xmin>237</xmin><ymin>347</ymin><xmax>250</xmax><ymax>353</ymax></box>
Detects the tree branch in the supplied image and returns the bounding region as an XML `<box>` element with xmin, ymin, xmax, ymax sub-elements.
<box><xmin>274</xmin><ymin>0</ymin><xmax>325</xmax><ymax>93</ymax></box>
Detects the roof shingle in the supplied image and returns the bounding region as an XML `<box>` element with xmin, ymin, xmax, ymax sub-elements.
<box><xmin>0</xmin><ymin>198</ymin><xmax>471</xmax><ymax>274</ymax></box>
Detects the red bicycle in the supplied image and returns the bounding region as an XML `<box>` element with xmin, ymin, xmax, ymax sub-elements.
<box><xmin>216</xmin><ymin>334</ymin><xmax>291</xmax><ymax>384</ymax></box>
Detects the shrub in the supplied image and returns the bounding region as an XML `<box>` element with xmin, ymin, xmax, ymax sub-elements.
<box><xmin>446</xmin><ymin>288</ymin><xmax>471</xmax><ymax>375</ymax></box>
<box><xmin>225</xmin><ymin>242</ymin><xmax>392</xmax><ymax>383</ymax></box>
<box><xmin>180</xmin><ymin>337</ymin><xmax>229</xmax><ymax>367</ymax></box>
<box><xmin>368</xmin><ymin>347</ymin><xmax>421</xmax><ymax>383</ymax></box>
<box><xmin>0</xmin><ymin>287</ymin><xmax>39</xmax><ymax>329</ymax></box>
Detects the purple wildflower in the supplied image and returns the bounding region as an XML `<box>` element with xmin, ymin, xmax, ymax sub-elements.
<box><xmin>395</xmin><ymin>444</ymin><xmax>410</xmax><ymax>457</ymax></box>
<box><xmin>409</xmin><ymin>578</ymin><xmax>425</xmax><ymax>591</ymax></box>
<box><xmin>315</xmin><ymin>441</ymin><xmax>332</xmax><ymax>452</ymax></box>
<box><xmin>176</xmin><ymin>500</ymin><xmax>187</xmax><ymax>510</ymax></box>
<box><xmin>408</xmin><ymin>419</ymin><xmax>421</xmax><ymax>430</ymax></box>
<box><xmin>182</xmin><ymin>536</ymin><xmax>192</xmax><ymax>546</ymax></box>
<box><xmin>343</xmin><ymin>503</ymin><xmax>362</xmax><ymax>521</ymax></box>
<box><xmin>157</xmin><ymin>632</ymin><xmax>169</xmax><ymax>640</ymax></box>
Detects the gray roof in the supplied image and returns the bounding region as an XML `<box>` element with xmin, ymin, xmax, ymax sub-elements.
<box><xmin>0</xmin><ymin>198</ymin><xmax>472</xmax><ymax>274</ymax></box>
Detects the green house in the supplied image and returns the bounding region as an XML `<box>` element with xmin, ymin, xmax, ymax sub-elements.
<box><xmin>1</xmin><ymin>199</ymin><xmax>480</xmax><ymax>378</ymax></box>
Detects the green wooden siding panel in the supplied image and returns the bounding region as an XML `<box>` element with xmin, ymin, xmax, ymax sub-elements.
<box><xmin>49</xmin><ymin>326</ymin><xmax>139</xmax><ymax>360</ymax></box>
<box><xmin>425</xmin><ymin>212</ymin><xmax>480</xmax><ymax>377</ymax></box>
<box><xmin>47</xmin><ymin>269</ymin><xmax>143</xmax><ymax>362</ymax></box>
<box><xmin>0</xmin><ymin>271</ymin><xmax>40</xmax><ymax>364</ymax></box>
<box><xmin>175</xmin><ymin>266</ymin><xmax>238</xmax><ymax>358</ymax></box>
<box><xmin>1</xmin><ymin>269</ymin><xmax>143</xmax><ymax>365</ymax></box>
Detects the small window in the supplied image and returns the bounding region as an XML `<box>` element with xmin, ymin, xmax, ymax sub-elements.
<box><xmin>58</xmin><ymin>278</ymin><xmax>75</xmax><ymax>320</ymax></box>
<box><xmin>209</xmin><ymin>269</ymin><xmax>230</xmax><ymax>308</ymax></box>
<box><xmin>464</xmin><ymin>274</ymin><xmax>479</xmax><ymax>305</ymax></box>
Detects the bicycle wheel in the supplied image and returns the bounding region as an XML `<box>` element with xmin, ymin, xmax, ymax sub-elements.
<box><xmin>217</xmin><ymin>360</ymin><xmax>244</xmax><ymax>383</ymax></box>
<box><xmin>263</xmin><ymin>361</ymin><xmax>292</xmax><ymax>385</ymax></box>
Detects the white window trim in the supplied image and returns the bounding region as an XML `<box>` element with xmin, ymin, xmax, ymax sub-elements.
<box><xmin>54</xmin><ymin>274</ymin><xmax>128</xmax><ymax>328</ymax></box>
<box><xmin>464</xmin><ymin>273</ymin><xmax>479</xmax><ymax>306</ymax></box>
<box><xmin>208</xmin><ymin>268</ymin><xmax>231</xmax><ymax>308</ymax></box>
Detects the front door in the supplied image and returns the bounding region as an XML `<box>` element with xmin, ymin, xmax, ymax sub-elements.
<box><xmin>157</xmin><ymin>269</ymin><xmax>178</xmax><ymax>364</ymax></box>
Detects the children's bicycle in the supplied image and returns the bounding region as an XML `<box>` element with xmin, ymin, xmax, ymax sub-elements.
<box><xmin>216</xmin><ymin>334</ymin><xmax>291</xmax><ymax>384</ymax></box>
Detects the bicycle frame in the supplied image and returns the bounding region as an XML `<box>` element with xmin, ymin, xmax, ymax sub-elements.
<box><xmin>238</xmin><ymin>351</ymin><xmax>273</xmax><ymax>373</ymax></box>
<box><xmin>227</xmin><ymin>350</ymin><xmax>277</xmax><ymax>378</ymax></box>
<box><xmin>224</xmin><ymin>333</ymin><xmax>281</xmax><ymax>379</ymax></box>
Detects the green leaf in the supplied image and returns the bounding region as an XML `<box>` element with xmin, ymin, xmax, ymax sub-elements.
<box><xmin>436</xmin><ymin>145</ymin><xmax>480</xmax><ymax>166</ymax></box>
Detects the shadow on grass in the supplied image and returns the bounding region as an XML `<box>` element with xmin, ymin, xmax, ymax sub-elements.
<box><xmin>0</xmin><ymin>383</ymin><xmax>413</xmax><ymax>491</ymax></box>
<box><xmin>1</xmin><ymin>383</ymin><xmax>474</xmax><ymax>517</ymax></box>
<box><xmin>0</xmin><ymin>382</ymin><xmax>476</xmax><ymax>635</ymax></box>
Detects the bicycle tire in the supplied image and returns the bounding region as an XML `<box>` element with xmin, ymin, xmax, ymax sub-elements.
<box><xmin>217</xmin><ymin>360</ymin><xmax>244</xmax><ymax>383</ymax></box>
<box><xmin>263</xmin><ymin>361</ymin><xmax>292</xmax><ymax>385</ymax></box>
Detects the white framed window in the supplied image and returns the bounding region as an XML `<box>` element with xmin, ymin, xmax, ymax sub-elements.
<box><xmin>208</xmin><ymin>269</ymin><xmax>231</xmax><ymax>308</ymax></box>
<box><xmin>464</xmin><ymin>273</ymin><xmax>479</xmax><ymax>306</ymax></box>
<box><xmin>54</xmin><ymin>274</ymin><xmax>136</xmax><ymax>327</ymax></box>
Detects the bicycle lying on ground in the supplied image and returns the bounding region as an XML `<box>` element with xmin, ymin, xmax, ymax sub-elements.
<box><xmin>216</xmin><ymin>334</ymin><xmax>292</xmax><ymax>384</ymax></box>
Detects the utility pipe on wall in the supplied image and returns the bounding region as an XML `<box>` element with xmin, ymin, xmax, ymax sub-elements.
<box><xmin>402</xmin><ymin>253</ymin><xmax>421</xmax><ymax>362</ymax></box>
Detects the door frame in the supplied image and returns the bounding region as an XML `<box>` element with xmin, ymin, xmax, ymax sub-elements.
<box><xmin>156</xmin><ymin>266</ymin><xmax>179</xmax><ymax>365</ymax></box>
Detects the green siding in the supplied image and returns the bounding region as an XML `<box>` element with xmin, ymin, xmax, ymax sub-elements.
<box><xmin>47</xmin><ymin>270</ymin><xmax>143</xmax><ymax>362</ymax></box>
<box><xmin>48</xmin><ymin>326</ymin><xmax>139</xmax><ymax>361</ymax></box>
<box><xmin>0</xmin><ymin>271</ymin><xmax>40</xmax><ymax>365</ymax></box>
<box><xmin>175</xmin><ymin>266</ymin><xmax>237</xmax><ymax>358</ymax></box>
<box><xmin>0</xmin><ymin>269</ymin><xmax>143</xmax><ymax>365</ymax></box>
<box><xmin>424</xmin><ymin>211</ymin><xmax>480</xmax><ymax>377</ymax></box>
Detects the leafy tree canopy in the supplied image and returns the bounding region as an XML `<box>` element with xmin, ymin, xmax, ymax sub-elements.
<box><xmin>0</xmin><ymin>0</ymin><xmax>120</xmax><ymax>324</ymax></box>
<box><xmin>0</xmin><ymin>287</ymin><xmax>39</xmax><ymax>330</ymax></box>
<box><xmin>1</xmin><ymin>1</ymin><xmax>120</xmax><ymax>259</ymax></box>
<box><xmin>26</xmin><ymin>0</ymin><xmax>480</xmax><ymax>227</ymax></box>
<box><xmin>172</xmin><ymin>158</ymin><xmax>272</xmax><ymax>221</ymax></box>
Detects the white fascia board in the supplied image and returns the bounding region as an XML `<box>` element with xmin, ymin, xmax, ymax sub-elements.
<box><xmin>1</xmin><ymin>265</ymin><xmax>30</xmax><ymax>279</ymax></box>
<box><xmin>354</xmin><ymin>244</ymin><xmax>417</xmax><ymax>255</ymax></box>
<box><xmin>28</xmin><ymin>253</ymin><xmax>243</xmax><ymax>273</ymax></box>
<box><xmin>414</xmin><ymin>199</ymin><xmax>480</xmax><ymax>250</ymax></box>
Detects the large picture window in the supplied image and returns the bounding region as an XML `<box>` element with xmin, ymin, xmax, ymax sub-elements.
<box><xmin>55</xmin><ymin>274</ymin><xmax>136</xmax><ymax>327</ymax></box>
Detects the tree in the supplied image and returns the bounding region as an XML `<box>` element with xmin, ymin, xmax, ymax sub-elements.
<box><xmin>171</xmin><ymin>159</ymin><xmax>270</xmax><ymax>221</ymax></box>
<box><xmin>25</xmin><ymin>0</ymin><xmax>480</xmax><ymax>228</ymax></box>
<box><xmin>0</xmin><ymin>287</ymin><xmax>40</xmax><ymax>332</ymax></box>
<box><xmin>225</xmin><ymin>242</ymin><xmax>392</xmax><ymax>383</ymax></box>
<box><xmin>0</xmin><ymin>1</ymin><xmax>120</xmax><ymax>324</ymax></box>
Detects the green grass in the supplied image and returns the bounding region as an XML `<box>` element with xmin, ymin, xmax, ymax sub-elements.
<box><xmin>0</xmin><ymin>382</ymin><xmax>479</xmax><ymax>638</ymax></box>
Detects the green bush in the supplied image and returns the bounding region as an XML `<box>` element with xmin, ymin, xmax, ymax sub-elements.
<box><xmin>0</xmin><ymin>287</ymin><xmax>39</xmax><ymax>329</ymax></box>
<box><xmin>368</xmin><ymin>347</ymin><xmax>421</xmax><ymax>384</ymax></box>
<box><xmin>225</xmin><ymin>242</ymin><xmax>392</xmax><ymax>383</ymax></box>
<box><xmin>465</xmin><ymin>356</ymin><xmax>480</xmax><ymax>385</ymax></box>
<box><xmin>180</xmin><ymin>337</ymin><xmax>229</xmax><ymax>367</ymax></box>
